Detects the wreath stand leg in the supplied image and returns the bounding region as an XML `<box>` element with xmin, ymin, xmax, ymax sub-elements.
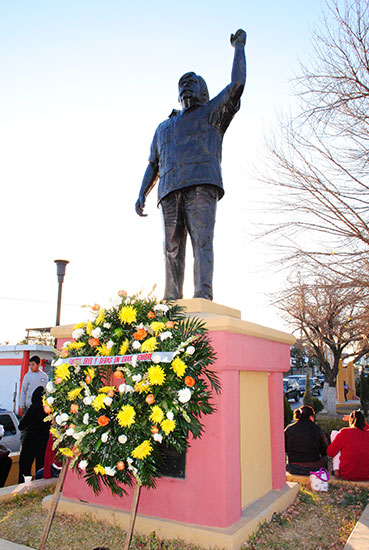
<box><xmin>39</xmin><ymin>460</ymin><xmax>69</xmax><ymax>550</ymax></box>
<box><xmin>123</xmin><ymin>482</ymin><xmax>141</xmax><ymax>550</ymax></box>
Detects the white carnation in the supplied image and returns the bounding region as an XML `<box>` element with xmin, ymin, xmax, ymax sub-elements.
<box><xmin>153</xmin><ymin>433</ymin><xmax>163</xmax><ymax>443</ymax></box>
<box><xmin>106</xmin><ymin>340</ymin><xmax>114</xmax><ymax>349</ymax></box>
<box><xmin>63</xmin><ymin>341</ymin><xmax>71</xmax><ymax>348</ymax></box>
<box><xmin>46</xmin><ymin>396</ymin><xmax>54</xmax><ymax>405</ymax></box>
<box><xmin>72</xmin><ymin>328</ymin><xmax>84</xmax><ymax>340</ymax></box>
<box><xmin>105</xmin><ymin>466</ymin><xmax>116</xmax><ymax>477</ymax></box>
<box><xmin>178</xmin><ymin>388</ymin><xmax>192</xmax><ymax>403</ymax></box>
<box><xmin>46</xmin><ymin>381</ymin><xmax>55</xmax><ymax>393</ymax></box>
<box><xmin>160</xmin><ymin>331</ymin><xmax>172</xmax><ymax>341</ymax></box>
<box><xmin>83</xmin><ymin>413</ymin><xmax>89</xmax><ymax>425</ymax></box>
<box><xmin>132</xmin><ymin>341</ymin><xmax>141</xmax><ymax>350</ymax></box>
<box><xmin>153</xmin><ymin>303</ymin><xmax>169</xmax><ymax>313</ymax></box>
<box><xmin>118</xmin><ymin>434</ymin><xmax>127</xmax><ymax>444</ymax></box>
<box><xmin>78</xmin><ymin>460</ymin><xmax>88</xmax><ymax>470</ymax></box>
<box><xmin>91</xmin><ymin>327</ymin><xmax>102</xmax><ymax>338</ymax></box>
<box><xmin>83</xmin><ymin>396</ymin><xmax>93</xmax><ymax>405</ymax></box>
<box><xmin>56</xmin><ymin>413</ymin><xmax>69</xmax><ymax>425</ymax></box>
<box><xmin>103</xmin><ymin>322</ymin><xmax>111</xmax><ymax>329</ymax></box>
<box><xmin>186</xmin><ymin>345</ymin><xmax>195</xmax><ymax>355</ymax></box>
<box><xmin>103</xmin><ymin>396</ymin><xmax>113</xmax><ymax>406</ymax></box>
<box><xmin>119</xmin><ymin>384</ymin><xmax>134</xmax><ymax>394</ymax></box>
<box><xmin>152</xmin><ymin>354</ymin><xmax>161</xmax><ymax>364</ymax></box>
<box><xmin>166</xmin><ymin>411</ymin><xmax>174</xmax><ymax>421</ymax></box>
<box><xmin>132</xmin><ymin>374</ymin><xmax>142</xmax><ymax>383</ymax></box>
<box><xmin>101</xmin><ymin>433</ymin><xmax>108</xmax><ymax>443</ymax></box>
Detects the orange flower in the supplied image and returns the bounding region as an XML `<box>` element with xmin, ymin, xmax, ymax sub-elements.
<box><xmin>88</xmin><ymin>338</ymin><xmax>100</xmax><ymax>347</ymax></box>
<box><xmin>43</xmin><ymin>404</ymin><xmax>52</xmax><ymax>414</ymax></box>
<box><xmin>55</xmin><ymin>377</ymin><xmax>63</xmax><ymax>385</ymax></box>
<box><xmin>61</xmin><ymin>349</ymin><xmax>69</xmax><ymax>358</ymax></box>
<box><xmin>147</xmin><ymin>311</ymin><xmax>156</xmax><ymax>319</ymax></box>
<box><xmin>113</xmin><ymin>370</ymin><xmax>124</xmax><ymax>379</ymax></box>
<box><xmin>69</xmin><ymin>423</ymin><xmax>75</xmax><ymax>429</ymax></box>
<box><xmin>116</xmin><ymin>461</ymin><xmax>125</xmax><ymax>470</ymax></box>
<box><xmin>184</xmin><ymin>376</ymin><xmax>195</xmax><ymax>387</ymax></box>
<box><xmin>151</xmin><ymin>425</ymin><xmax>159</xmax><ymax>434</ymax></box>
<box><xmin>145</xmin><ymin>394</ymin><xmax>155</xmax><ymax>405</ymax></box>
<box><xmin>92</xmin><ymin>303</ymin><xmax>100</xmax><ymax>311</ymax></box>
<box><xmin>97</xmin><ymin>415</ymin><xmax>110</xmax><ymax>427</ymax></box>
<box><xmin>133</xmin><ymin>328</ymin><xmax>147</xmax><ymax>340</ymax></box>
<box><xmin>107</xmin><ymin>389</ymin><xmax>115</xmax><ymax>398</ymax></box>
<box><xmin>165</xmin><ymin>321</ymin><xmax>175</xmax><ymax>328</ymax></box>
<box><xmin>118</xmin><ymin>290</ymin><xmax>127</xmax><ymax>296</ymax></box>
<box><xmin>85</xmin><ymin>375</ymin><xmax>92</xmax><ymax>384</ymax></box>
<box><xmin>70</xmin><ymin>403</ymin><xmax>79</xmax><ymax>414</ymax></box>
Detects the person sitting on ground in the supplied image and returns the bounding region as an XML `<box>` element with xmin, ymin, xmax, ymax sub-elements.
<box><xmin>327</xmin><ymin>409</ymin><xmax>369</xmax><ymax>481</ymax></box>
<box><xmin>0</xmin><ymin>424</ymin><xmax>12</xmax><ymax>488</ymax></box>
<box><xmin>284</xmin><ymin>405</ymin><xmax>328</xmax><ymax>475</ymax></box>
<box><xmin>18</xmin><ymin>386</ymin><xmax>50</xmax><ymax>483</ymax></box>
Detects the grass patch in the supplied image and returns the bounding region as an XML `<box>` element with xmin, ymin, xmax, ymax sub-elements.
<box><xmin>0</xmin><ymin>484</ymin><xmax>368</xmax><ymax>550</ymax></box>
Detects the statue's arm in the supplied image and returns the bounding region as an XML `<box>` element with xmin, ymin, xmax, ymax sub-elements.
<box><xmin>135</xmin><ymin>160</ymin><xmax>159</xmax><ymax>217</ymax></box>
<box><xmin>230</xmin><ymin>29</ymin><xmax>247</xmax><ymax>102</ymax></box>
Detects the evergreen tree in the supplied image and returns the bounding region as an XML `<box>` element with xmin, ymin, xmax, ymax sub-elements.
<box><xmin>303</xmin><ymin>369</ymin><xmax>314</xmax><ymax>407</ymax></box>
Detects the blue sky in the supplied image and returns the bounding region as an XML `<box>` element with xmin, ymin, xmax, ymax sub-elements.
<box><xmin>0</xmin><ymin>1</ymin><xmax>331</xmax><ymax>342</ymax></box>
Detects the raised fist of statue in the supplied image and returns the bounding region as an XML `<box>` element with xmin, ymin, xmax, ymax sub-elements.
<box><xmin>230</xmin><ymin>29</ymin><xmax>246</xmax><ymax>48</ymax></box>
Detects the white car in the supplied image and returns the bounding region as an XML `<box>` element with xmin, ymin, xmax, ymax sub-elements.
<box><xmin>0</xmin><ymin>409</ymin><xmax>21</xmax><ymax>452</ymax></box>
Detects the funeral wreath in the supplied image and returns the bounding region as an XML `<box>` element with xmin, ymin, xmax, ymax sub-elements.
<box><xmin>44</xmin><ymin>291</ymin><xmax>220</xmax><ymax>495</ymax></box>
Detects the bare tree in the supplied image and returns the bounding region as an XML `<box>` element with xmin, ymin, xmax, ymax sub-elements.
<box><xmin>275</xmin><ymin>270</ymin><xmax>369</xmax><ymax>414</ymax></box>
<box><xmin>261</xmin><ymin>0</ymin><xmax>369</xmax><ymax>280</ymax></box>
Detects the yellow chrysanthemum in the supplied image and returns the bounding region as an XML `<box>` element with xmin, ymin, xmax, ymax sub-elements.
<box><xmin>150</xmin><ymin>321</ymin><xmax>166</xmax><ymax>334</ymax></box>
<box><xmin>150</xmin><ymin>405</ymin><xmax>164</xmax><ymax>424</ymax></box>
<box><xmin>68</xmin><ymin>341</ymin><xmax>85</xmax><ymax>350</ymax></box>
<box><xmin>91</xmin><ymin>394</ymin><xmax>106</xmax><ymax>411</ymax></box>
<box><xmin>86</xmin><ymin>320</ymin><xmax>93</xmax><ymax>336</ymax></box>
<box><xmin>117</xmin><ymin>404</ymin><xmax>136</xmax><ymax>427</ymax></box>
<box><xmin>118</xmin><ymin>306</ymin><xmax>137</xmax><ymax>325</ymax></box>
<box><xmin>97</xmin><ymin>343</ymin><xmax>113</xmax><ymax>356</ymax></box>
<box><xmin>84</xmin><ymin>367</ymin><xmax>95</xmax><ymax>380</ymax></box>
<box><xmin>55</xmin><ymin>363</ymin><xmax>71</xmax><ymax>381</ymax></box>
<box><xmin>134</xmin><ymin>379</ymin><xmax>151</xmax><ymax>394</ymax></box>
<box><xmin>68</xmin><ymin>387</ymin><xmax>83</xmax><ymax>400</ymax></box>
<box><xmin>50</xmin><ymin>427</ymin><xmax>60</xmax><ymax>439</ymax></box>
<box><xmin>148</xmin><ymin>365</ymin><xmax>166</xmax><ymax>386</ymax></box>
<box><xmin>161</xmin><ymin>418</ymin><xmax>176</xmax><ymax>435</ymax></box>
<box><xmin>94</xmin><ymin>464</ymin><xmax>106</xmax><ymax>475</ymax></box>
<box><xmin>59</xmin><ymin>447</ymin><xmax>74</xmax><ymax>457</ymax></box>
<box><xmin>73</xmin><ymin>322</ymin><xmax>85</xmax><ymax>330</ymax></box>
<box><xmin>95</xmin><ymin>308</ymin><xmax>105</xmax><ymax>325</ymax></box>
<box><xmin>119</xmin><ymin>340</ymin><xmax>129</xmax><ymax>355</ymax></box>
<box><xmin>141</xmin><ymin>337</ymin><xmax>157</xmax><ymax>353</ymax></box>
<box><xmin>132</xmin><ymin>440</ymin><xmax>153</xmax><ymax>460</ymax></box>
<box><xmin>99</xmin><ymin>386</ymin><xmax>115</xmax><ymax>393</ymax></box>
<box><xmin>171</xmin><ymin>357</ymin><xmax>187</xmax><ymax>378</ymax></box>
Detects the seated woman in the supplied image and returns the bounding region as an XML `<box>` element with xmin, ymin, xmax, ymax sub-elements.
<box><xmin>285</xmin><ymin>405</ymin><xmax>328</xmax><ymax>475</ymax></box>
<box><xmin>327</xmin><ymin>409</ymin><xmax>369</xmax><ymax>481</ymax></box>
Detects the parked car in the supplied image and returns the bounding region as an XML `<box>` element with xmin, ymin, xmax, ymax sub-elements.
<box><xmin>0</xmin><ymin>409</ymin><xmax>21</xmax><ymax>452</ymax></box>
<box><xmin>283</xmin><ymin>379</ymin><xmax>301</xmax><ymax>402</ymax></box>
<box><xmin>314</xmin><ymin>375</ymin><xmax>325</xmax><ymax>387</ymax></box>
<box><xmin>296</xmin><ymin>376</ymin><xmax>321</xmax><ymax>396</ymax></box>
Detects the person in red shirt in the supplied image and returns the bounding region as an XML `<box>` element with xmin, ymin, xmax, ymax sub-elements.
<box><xmin>327</xmin><ymin>410</ymin><xmax>369</xmax><ymax>481</ymax></box>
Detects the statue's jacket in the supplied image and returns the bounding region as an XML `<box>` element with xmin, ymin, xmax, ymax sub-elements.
<box><xmin>149</xmin><ymin>84</ymin><xmax>240</xmax><ymax>204</ymax></box>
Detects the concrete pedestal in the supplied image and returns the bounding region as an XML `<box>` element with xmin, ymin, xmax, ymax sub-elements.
<box><xmin>49</xmin><ymin>299</ymin><xmax>297</xmax><ymax>548</ymax></box>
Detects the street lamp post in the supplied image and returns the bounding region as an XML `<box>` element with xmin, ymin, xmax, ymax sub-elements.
<box><xmin>54</xmin><ymin>259</ymin><xmax>69</xmax><ymax>326</ymax></box>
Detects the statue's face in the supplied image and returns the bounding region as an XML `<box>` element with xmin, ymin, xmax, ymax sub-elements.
<box><xmin>178</xmin><ymin>73</ymin><xmax>202</xmax><ymax>107</ymax></box>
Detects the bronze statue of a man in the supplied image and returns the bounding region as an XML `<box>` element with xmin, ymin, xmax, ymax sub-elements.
<box><xmin>135</xmin><ymin>29</ymin><xmax>246</xmax><ymax>301</ymax></box>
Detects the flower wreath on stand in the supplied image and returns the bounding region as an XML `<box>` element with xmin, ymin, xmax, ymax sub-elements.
<box><xmin>44</xmin><ymin>290</ymin><xmax>220</xmax><ymax>498</ymax></box>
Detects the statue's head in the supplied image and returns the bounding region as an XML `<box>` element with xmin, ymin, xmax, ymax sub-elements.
<box><xmin>178</xmin><ymin>72</ymin><xmax>209</xmax><ymax>108</ymax></box>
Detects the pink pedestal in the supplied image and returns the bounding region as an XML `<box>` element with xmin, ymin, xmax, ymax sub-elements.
<box><xmin>61</xmin><ymin>302</ymin><xmax>293</xmax><ymax>529</ymax></box>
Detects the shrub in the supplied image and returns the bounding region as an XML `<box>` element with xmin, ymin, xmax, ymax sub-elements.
<box><xmin>316</xmin><ymin>416</ymin><xmax>346</xmax><ymax>441</ymax></box>
<box><xmin>313</xmin><ymin>397</ymin><xmax>324</xmax><ymax>414</ymax></box>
